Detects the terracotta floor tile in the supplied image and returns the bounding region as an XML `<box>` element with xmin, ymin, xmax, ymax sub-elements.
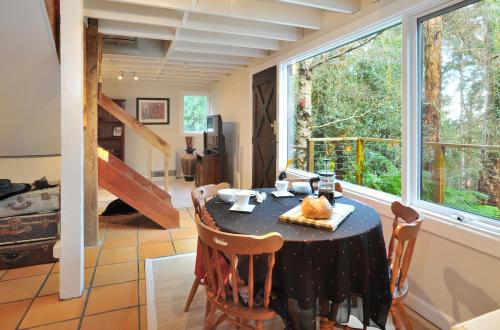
<box><xmin>20</xmin><ymin>291</ymin><xmax>87</xmax><ymax>329</ymax></box>
<box><xmin>81</xmin><ymin>306</ymin><xmax>139</xmax><ymax>330</ymax></box>
<box><xmin>173</xmin><ymin>238</ymin><xmax>198</xmax><ymax>254</ymax></box>
<box><xmin>138</xmin><ymin>230</ymin><xmax>171</xmax><ymax>245</ymax></box>
<box><xmin>139</xmin><ymin>262</ymin><xmax>145</xmax><ymax>280</ymax></box>
<box><xmin>103</xmin><ymin>235</ymin><xmax>137</xmax><ymax>249</ymax></box>
<box><xmin>176</xmin><ymin>208</ymin><xmax>192</xmax><ymax>218</ymax></box>
<box><xmin>84</xmin><ymin>246</ymin><xmax>101</xmax><ymax>268</ymax></box>
<box><xmin>179</xmin><ymin>217</ymin><xmax>195</xmax><ymax>228</ymax></box>
<box><xmin>169</xmin><ymin>227</ymin><xmax>198</xmax><ymax>241</ymax></box>
<box><xmin>0</xmin><ymin>269</ymin><xmax>7</xmax><ymax>279</ymax></box>
<box><xmin>0</xmin><ymin>275</ymin><xmax>45</xmax><ymax>304</ymax></box>
<box><xmin>0</xmin><ymin>299</ymin><xmax>31</xmax><ymax>330</ymax></box>
<box><xmin>139</xmin><ymin>279</ymin><xmax>146</xmax><ymax>305</ymax></box>
<box><xmin>106</xmin><ymin>223</ymin><xmax>138</xmax><ymax>237</ymax></box>
<box><xmin>51</xmin><ymin>262</ymin><xmax>60</xmax><ymax>273</ymax></box>
<box><xmin>93</xmin><ymin>262</ymin><xmax>138</xmax><ymax>287</ymax></box>
<box><xmin>39</xmin><ymin>268</ymin><xmax>93</xmax><ymax>296</ymax></box>
<box><xmin>138</xmin><ymin>242</ymin><xmax>175</xmax><ymax>260</ymax></box>
<box><xmin>1</xmin><ymin>263</ymin><xmax>54</xmax><ymax>281</ymax></box>
<box><xmin>140</xmin><ymin>305</ymin><xmax>147</xmax><ymax>329</ymax></box>
<box><xmin>27</xmin><ymin>319</ymin><xmax>80</xmax><ymax>330</ymax></box>
<box><xmin>85</xmin><ymin>281</ymin><xmax>138</xmax><ymax>315</ymax></box>
<box><xmin>98</xmin><ymin>246</ymin><xmax>137</xmax><ymax>265</ymax></box>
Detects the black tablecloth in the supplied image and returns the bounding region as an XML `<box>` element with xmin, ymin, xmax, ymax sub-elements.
<box><xmin>206</xmin><ymin>188</ymin><xmax>392</xmax><ymax>329</ymax></box>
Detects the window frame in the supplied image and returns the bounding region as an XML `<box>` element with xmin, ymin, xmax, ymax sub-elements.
<box><xmin>181</xmin><ymin>92</ymin><xmax>211</xmax><ymax>135</ymax></box>
<box><xmin>278</xmin><ymin>0</ymin><xmax>500</xmax><ymax>234</ymax></box>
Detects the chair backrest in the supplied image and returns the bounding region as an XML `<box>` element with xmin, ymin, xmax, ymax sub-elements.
<box><xmin>191</xmin><ymin>182</ymin><xmax>230</xmax><ymax>216</ymax></box>
<box><xmin>194</xmin><ymin>215</ymin><xmax>284</xmax><ymax>310</ymax></box>
<box><xmin>387</xmin><ymin>201</ymin><xmax>424</xmax><ymax>295</ymax></box>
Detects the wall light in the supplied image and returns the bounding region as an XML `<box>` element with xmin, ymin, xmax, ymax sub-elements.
<box><xmin>118</xmin><ymin>72</ymin><xmax>123</xmax><ymax>80</ymax></box>
<box><xmin>134</xmin><ymin>73</ymin><xmax>138</xmax><ymax>81</ymax></box>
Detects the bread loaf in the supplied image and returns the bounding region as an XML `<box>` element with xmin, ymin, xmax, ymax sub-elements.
<box><xmin>301</xmin><ymin>196</ymin><xmax>333</xmax><ymax>219</ymax></box>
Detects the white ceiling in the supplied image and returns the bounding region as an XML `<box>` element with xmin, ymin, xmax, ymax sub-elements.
<box><xmin>84</xmin><ymin>0</ymin><xmax>360</xmax><ymax>86</ymax></box>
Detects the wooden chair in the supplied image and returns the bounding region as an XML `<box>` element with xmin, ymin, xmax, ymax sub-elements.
<box><xmin>184</xmin><ymin>182</ymin><xmax>230</xmax><ymax>312</ymax></box>
<box><xmin>194</xmin><ymin>215</ymin><xmax>284</xmax><ymax>329</ymax></box>
<box><xmin>386</xmin><ymin>201</ymin><xmax>424</xmax><ymax>330</ymax></box>
<box><xmin>330</xmin><ymin>201</ymin><xmax>424</xmax><ymax>330</ymax></box>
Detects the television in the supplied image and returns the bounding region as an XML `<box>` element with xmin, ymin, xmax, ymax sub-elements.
<box><xmin>206</xmin><ymin>114</ymin><xmax>223</xmax><ymax>152</ymax></box>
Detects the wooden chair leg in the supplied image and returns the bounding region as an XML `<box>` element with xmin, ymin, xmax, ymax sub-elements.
<box><xmin>184</xmin><ymin>276</ymin><xmax>202</xmax><ymax>312</ymax></box>
<box><xmin>254</xmin><ymin>320</ymin><xmax>264</xmax><ymax>330</ymax></box>
<box><xmin>320</xmin><ymin>316</ymin><xmax>334</xmax><ymax>330</ymax></box>
<box><xmin>205</xmin><ymin>300</ymin><xmax>217</xmax><ymax>330</ymax></box>
<box><xmin>396</xmin><ymin>304</ymin><xmax>413</xmax><ymax>330</ymax></box>
<box><xmin>390</xmin><ymin>305</ymin><xmax>403</xmax><ymax>330</ymax></box>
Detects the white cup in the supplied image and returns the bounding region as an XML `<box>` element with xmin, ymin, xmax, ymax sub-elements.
<box><xmin>235</xmin><ymin>191</ymin><xmax>250</xmax><ymax>207</ymax></box>
<box><xmin>275</xmin><ymin>180</ymin><xmax>288</xmax><ymax>193</ymax></box>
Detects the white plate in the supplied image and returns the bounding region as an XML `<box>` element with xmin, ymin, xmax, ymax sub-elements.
<box><xmin>271</xmin><ymin>191</ymin><xmax>294</xmax><ymax>197</ymax></box>
<box><xmin>229</xmin><ymin>204</ymin><xmax>256</xmax><ymax>213</ymax></box>
<box><xmin>334</xmin><ymin>191</ymin><xmax>343</xmax><ymax>198</ymax></box>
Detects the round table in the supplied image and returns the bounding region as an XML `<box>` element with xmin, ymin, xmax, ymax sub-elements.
<box><xmin>205</xmin><ymin>188</ymin><xmax>392</xmax><ymax>330</ymax></box>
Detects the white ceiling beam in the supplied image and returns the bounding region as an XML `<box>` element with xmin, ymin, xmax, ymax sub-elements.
<box><xmin>164</xmin><ymin>60</ymin><xmax>241</xmax><ymax>69</ymax></box>
<box><xmin>168</xmin><ymin>51</ymin><xmax>252</xmax><ymax>65</ymax></box>
<box><xmin>177</xmin><ymin>29</ymin><xmax>280</xmax><ymax>51</ymax></box>
<box><xmin>102</xmin><ymin>69</ymin><xmax>227</xmax><ymax>79</ymax></box>
<box><xmin>105</xmin><ymin>0</ymin><xmax>323</xmax><ymax>29</ymax></box>
<box><xmin>99</xmin><ymin>20</ymin><xmax>175</xmax><ymax>40</ymax></box>
<box><xmin>186</xmin><ymin>13</ymin><xmax>301</xmax><ymax>41</ymax></box>
<box><xmin>84</xmin><ymin>0</ymin><xmax>182</xmax><ymax>28</ymax></box>
<box><xmin>103</xmin><ymin>64</ymin><xmax>234</xmax><ymax>74</ymax></box>
<box><xmin>278</xmin><ymin>0</ymin><xmax>359</xmax><ymax>13</ymax></box>
<box><xmin>102</xmin><ymin>54</ymin><xmax>163</xmax><ymax>63</ymax></box>
<box><xmin>173</xmin><ymin>41</ymin><xmax>268</xmax><ymax>58</ymax></box>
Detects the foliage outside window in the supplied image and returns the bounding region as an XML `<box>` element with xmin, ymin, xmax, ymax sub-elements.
<box><xmin>183</xmin><ymin>95</ymin><xmax>209</xmax><ymax>133</ymax></box>
<box><xmin>418</xmin><ymin>0</ymin><xmax>499</xmax><ymax>220</ymax></box>
<box><xmin>286</xmin><ymin>24</ymin><xmax>403</xmax><ymax>196</ymax></box>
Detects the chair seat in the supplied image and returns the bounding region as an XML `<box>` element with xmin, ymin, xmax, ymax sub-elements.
<box><xmin>206</xmin><ymin>289</ymin><xmax>277</xmax><ymax>321</ymax></box>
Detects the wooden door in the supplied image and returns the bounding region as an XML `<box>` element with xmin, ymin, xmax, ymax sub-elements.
<box><xmin>252</xmin><ymin>66</ymin><xmax>277</xmax><ymax>188</ymax></box>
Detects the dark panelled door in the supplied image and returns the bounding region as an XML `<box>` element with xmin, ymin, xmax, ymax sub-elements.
<box><xmin>252</xmin><ymin>66</ymin><xmax>277</xmax><ymax>188</ymax></box>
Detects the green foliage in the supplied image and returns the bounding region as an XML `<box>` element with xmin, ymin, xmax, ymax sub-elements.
<box><xmin>183</xmin><ymin>95</ymin><xmax>208</xmax><ymax>132</ymax></box>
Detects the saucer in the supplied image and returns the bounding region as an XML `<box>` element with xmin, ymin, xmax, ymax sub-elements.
<box><xmin>229</xmin><ymin>204</ymin><xmax>256</xmax><ymax>213</ymax></box>
<box><xmin>238</xmin><ymin>189</ymin><xmax>259</xmax><ymax>196</ymax></box>
<box><xmin>334</xmin><ymin>191</ymin><xmax>343</xmax><ymax>198</ymax></box>
<box><xmin>271</xmin><ymin>191</ymin><xmax>294</xmax><ymax>197</ymax></box>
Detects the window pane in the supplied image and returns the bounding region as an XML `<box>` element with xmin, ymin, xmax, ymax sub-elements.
<box><xmin>287</xmin><ymin>25</ymin><xmax>403</xmax><ymax>196</ymax></box>
<box><xmin>183</xmin><ymin>95</ymin><xmax>208</xmax><ymax>132</ymax></box>
<box><xmin>419</xmin><ymin>0</ymin><xmax>499</xmax><ymax>220</ymax></box>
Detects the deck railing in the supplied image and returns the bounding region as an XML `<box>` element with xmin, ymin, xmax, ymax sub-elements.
<box><xmin>304</xmin><ymin>137</ymin><xmax>500</xmax><ymax>203</ymax></box>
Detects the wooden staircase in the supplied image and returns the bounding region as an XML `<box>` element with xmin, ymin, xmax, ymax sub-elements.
<box><xmin>97</xmin><ymin>94</ymin><xmax>179</xmax><ymax>229</ymax></box>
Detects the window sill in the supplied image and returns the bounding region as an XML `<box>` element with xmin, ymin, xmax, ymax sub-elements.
<box><xmin>286</xmin><ymin>168</ymin><xmax>500</xmax><ymax>259</ymax></box>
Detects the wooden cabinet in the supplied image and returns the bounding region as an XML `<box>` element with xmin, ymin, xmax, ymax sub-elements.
<box><xmin>98</xmin><ymin>99</ymin><xmax>125</xmax><ymax>161</ymax></box>
<box><xmin>195</xmin><ymin>153</ymin><xmax>220</xmax><ymax>187</ymax></box>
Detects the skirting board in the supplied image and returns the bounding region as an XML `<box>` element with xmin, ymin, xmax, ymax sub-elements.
<box><xmin>150</xmin><ymin>170</ymin><xmax>176</xmax><ymax>178</ymax></box>
<box><xmin>406</xmin><ymin>291</ymin><xmax>456</xmax><ymax>329</ymax></box>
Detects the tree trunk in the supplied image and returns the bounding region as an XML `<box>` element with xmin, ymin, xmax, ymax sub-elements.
<box><xmin>422</xmin><ymin>17</ymin><xmax>443</xmax><ymax>144</ymax></box>
<box><xmin>294</xmin><ymin>60</ymin><xmax>313</xmax><ymax>170</ymax></box>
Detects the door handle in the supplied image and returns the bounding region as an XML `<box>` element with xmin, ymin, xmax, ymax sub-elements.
<box><xmin>270</xmin><ymin>120</ymin><xmax>277</xmax><ymax>135</ymax></box>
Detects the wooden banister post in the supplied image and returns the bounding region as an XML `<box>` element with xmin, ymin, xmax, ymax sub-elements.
<box><xmin>432</xmin><ymin>144</ymin><xmax>445</xmax><ymax>204</ymax></box>
<box><xmin>307</xmin><ymin>139</ymin><xmax>315</xmax><ymax>172</ymax></box>
<box><xmin>164</xmin><ymin>154</ymin><xmax>169</xmax><ymax>193</ymax></box>
<box><xmin>83</xmin><ymin>18</ymin><xmax>100</xmax><ymax>247</ymax></box>
<box><xmin>355</xmin><ymin>138</ymin><xmax>365</xmax><ymax>185</ymax></box>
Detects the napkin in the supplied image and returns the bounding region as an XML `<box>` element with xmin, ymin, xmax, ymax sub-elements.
<box><xmin>256</xmin><ymin>192</ymin><xmax>267</xmax><ymax>203</ymax></box>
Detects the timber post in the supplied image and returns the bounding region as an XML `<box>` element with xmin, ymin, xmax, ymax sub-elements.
<box><xmin>432</xmin><ymin>144</ymin><xmax>446</xmax><ymax>203</ymax></box>
<box><xmin>307</xmin><ymin>139</ymin><xmax>315</xmax><ymax>172</ymax></box>
<box><xmin>355</xmin><ymin>138</ymin><xmax>365</xmax><ymax>185</ymax></box>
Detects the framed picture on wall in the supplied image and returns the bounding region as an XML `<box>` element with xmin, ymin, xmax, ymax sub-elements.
<box><xmin>112</xmin><ymin>126</ymin><xmax>123</xmax><ymax>137</ymax></box>
<box><xmin>136</xmin><ymin>98</ymin><xmax>170</xmax><ymax>125</ymax></box>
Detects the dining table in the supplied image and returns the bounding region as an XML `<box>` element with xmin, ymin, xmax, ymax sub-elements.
<box><xmin>205</xmin><ymin>188</ymin><xmax>392</xmax><ymax>330</ymax></box>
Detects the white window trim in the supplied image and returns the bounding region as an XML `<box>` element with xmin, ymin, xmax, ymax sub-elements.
<box><xmin>278</xmin><ymin>0</ymin><xmax>500</xmax><ymax>238</ymax></box>
<box><xmin>180</xmin><ymin>91</ymin><xmax>211</xmax><ymax>136</ymax></box>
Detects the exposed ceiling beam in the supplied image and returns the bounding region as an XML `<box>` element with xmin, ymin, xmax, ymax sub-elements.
<box><xmin>278</xmin><ymin>0</ymin><xmax>360</xmax><ymax>13</ymax></box>
<box><xmin>103</xmin><ymin>64</ymin><xmax>234</xmax><ymax>74</ymax></box>
<box><xmin>99</xmin><ymin>20</ymin><xmax>175</xmax><ymax>40</ymax></box>
<box><xmin>168</xmin><ymin>51</ymin><xmax>251</xmax><ymax>65</ymax></box>
<box><xmin>173</xmin><ymin>41</ymin><xmax>268</xmax><ymax>58</ymax></box>
<box><xmin>103</xmin><ymin>54</ymin><xmax>164</xmax><ymax>63</ymax></box>
<box><xmin>177</xmin><ymin>29</ymin><xmax>280</xmax><ymax>51</ymax></box>
<box><xmin>102</xmin><ymin>69</ymin><xmax>227</xmax><ymax>79</ymax></box>
<box><xmin>186</xmin><ymin>13</ymin><xmax>301</xmax><ymax>41</ymax></box>
<box><xmin>105</xmin><ymin>0</ymin><xmax>323</xmax><ymax>29</ymax></box>
<box><xmin>84</xmin><ymin>0</ymin><xmax>182</xmax><ymax>28</ymax></box>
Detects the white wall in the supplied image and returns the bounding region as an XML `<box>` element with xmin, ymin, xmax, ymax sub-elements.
<box><xmin>210</xmin><ymin>0</ymin><xmax>500</xmax><ymax>327</ymax></box>
<box><xmin>102</xmin><ymin>80</ymin><xmax>209</xmax><ymax>177</ymax></box>
<box><xmin>0</xmin><ymin>156</ymin><xmax>60</xmax><ymax>183</ymax></box>
<box><xmin>0</xmin><ymin>0</ymin><xmax>60</xmax><ymax>157</ymax></box>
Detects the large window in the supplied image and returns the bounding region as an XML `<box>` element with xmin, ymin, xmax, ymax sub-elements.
<box><xmin>286</xmin><ymin>24</ymin><xmax>403</xmax><ymax>196</ymax></box>
<box><xmin>418</xmin><ymin>0</ymin><xmax>499</xmax><ymax>220</ymax></box>
<box><xmin>183</xmin><ymin>94</ymin><xmax>209</xmax><ymax>133</ymax></box>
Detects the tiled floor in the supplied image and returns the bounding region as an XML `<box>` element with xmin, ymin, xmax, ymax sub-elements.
<box><xmin>0</xmin><ymin>178</ymin><xmax>198</xmax><ymax>330</ymax></box>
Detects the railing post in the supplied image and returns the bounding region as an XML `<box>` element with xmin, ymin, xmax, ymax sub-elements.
<box><xmin>164</xmin><ymin>154</ymin><xmax>169</xmax><ymax>193</ymax></box>
<box><xmin>432</xmin><ymin>144</ymin><xmax>445</xmax><ymax>204</ymax></box>
<box><xmin>355</xmin><ymin>138</ymin><xmax>365</xmax><ymax>185</ymax></box>
<box><xmin>307</xmin><ymin>139</ymin><xmax>315</xmax><ymax>172</ymax></box>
